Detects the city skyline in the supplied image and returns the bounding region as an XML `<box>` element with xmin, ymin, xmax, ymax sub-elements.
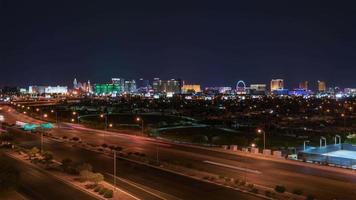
<box><xmin>2</xmin><ymin>1</ymin><xmax>356</xmax><ymax>88</ymax></box>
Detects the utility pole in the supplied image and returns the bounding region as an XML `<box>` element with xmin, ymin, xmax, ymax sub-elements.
<box><xmin>41</xmin><ymin>132</ymin><xmax>44</xmax><ymax>154</ymax></box>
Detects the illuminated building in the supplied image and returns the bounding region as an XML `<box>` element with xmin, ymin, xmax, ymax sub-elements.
<box><xmin>181</xmin><ymin>84</ymin><xmax>201</xmax><ymax>94</ymax></box>
<box><xmin>94</xmin><ymin>84</ymin><xmax>121</xmax><ymax>95</ymax></box>
<box><xmin>152</xmin><ymin>78</ymin><xmax>181</xmax><ymax>94</ymax></box>
<box><xmin>318</xmin><ymin>80</ymin><xmax>326</xmax><ymax>92</ymax></box>
<box><xmin>29</xmin><ymin>86</ymin><xmax>68</xmax><ymax>94</ymax></box>
<box><xmin>250</xmin><ymin>84</ymin><xmax>267</xmax><ymax>95</ymax></box>
<box><xmin>124</xmin><ymin>80</ymin><xmax>137</xmax><ymax>93</ymax></box>
<box><xmin>299</xmin><ymin>81</ymin><xmax>308</xmax><ymax>90</ymax></box>
<box><xmin>270</xmin><ymin>79</ymin><xmax>284</xmax><ymax>91</ymax></box>
<box><xmin>204</xmin><ymin>87</ymin><xmax>232</xmax><ymax>94</ymax></box>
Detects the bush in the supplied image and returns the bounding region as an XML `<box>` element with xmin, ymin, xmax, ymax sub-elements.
<box><xmin>293</xmin><ymin>188</ymin><xmax>303</xmax><ymax>195</ymax></box>
<box><xmin>239</xmin><ymin>180</ymin><xmax>246</xmax><ymax>186</ymax></box>
<box><xmin>99</xmin><ymin>187</ymin><xmax>108</xmax><ymax>195</ymax></box>
<box><xmin>275</xmin><ymin>185</ymin><xmax>286</xmax><ymax>193</ymax></box>
<box><xmin>248</xmin><ymin>183</ymin><xmax>254</xmax><ymax>189</ymax></box>
<box><xmin>76</xmin><ymin>163</ymin><xmax>93</xmax><ymax>173</ymax></box>
<box><xmin>72</xmin><ymin>137</ymin><xmax>80</xmax><ymax>141</ymax></box>
<box><xmin>306</xmin><ymin>194</ymin><xmax>315</xmax><ymax>200</ymax></box>
<box><xmin>94</xmin><ymin>185</ymin><xmax>101</xmax><ymax>193</ymax></box>
<box><xmin>104</xmin><ymin>189</ymin><xmax>113</xmax><ymax>198</ymax></box>
<box><xmin>265</xmin><ymin>191</ymin><xmax>275</xmax><ymax>197</ymax></box>
<box><xmin>115</xmin><ymin>146</ymin><xmax>123</xmax><ymax>151</ymax></box>
<box><xmin>101</xmin><ymin>144</ymin><xmax>108</xmax><ymax>148</ymax></box>
<box><xmin>250</xmin><ymin>188</ymin><xmax>258</xmax><ymax>194</ymax></box>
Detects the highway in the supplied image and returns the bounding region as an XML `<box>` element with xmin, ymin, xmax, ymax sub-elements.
<box><xmin>3</xmin><ymin>106</ymin><xmax>356</xmax><ymax>200</ymax></box>
<box><xmin>1</xmin><ymin>153</ymin><xmax>97</xmax><ymax>200</ymax></box>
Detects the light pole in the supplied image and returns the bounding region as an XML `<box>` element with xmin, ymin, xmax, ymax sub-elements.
<box><xmin>257</xmin><ymin>129</ymin><xmax>266</xmax><ymax>150</ymax></box>
<box><xmin>100</xmin><ymin>113</ymin><xmax>108</xmax><ymax>131</ymax></box>
<box><xmin>136</xmin><ymin>117</ymin><xmax>144</xmax><ymax>135</ymax></box>
<box><xmin>113</xmin><ymin>150</ymin><xmax>116</xmax><ymax>190</ymax></box>
<box><xmin>303</xmin><ymin>140</ymin><xmax>310</xmax><ymax>151</ymax></box>
<box><xmin>341</xmin><ymin>113</ymin><xmax>346</xmax><ymax>133</ymax></box>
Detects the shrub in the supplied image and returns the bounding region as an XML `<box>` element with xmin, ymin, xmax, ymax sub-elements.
<box><xmin>99</xmin><ymin>187</ymin><xmax>108</xmax><ymax>195</ymax></box>
<box><xmin>94</xmin><ymin>185</ymin><xmax>101</xmax><ymax>193</ymax></box>
<box><xmin>72</xmin><ymin>137</ymin><xmax>80</xmax><ymax>141</ymax></box>
<box><xmin>292</xmin><ymin>188</ymin><xmax>303</xmax><ymax>195</ymax></box>
<box><xmin>250</xmin><ymin>188</ymin><xmax>258</xmax><ymax>194</ymax></box>
<box><xmin>248</xmin><ymin>183</ymin><xmax>254</xmax><ymax>189</ymax></box>
<box><xmin>239</xmin><ymin>180</ymin><xmax>246</xmax><ymax>186</ymax></box>
<box><xmin>115</xmin><ymin>146</ymin><xmax>123</xmax><ymax>151</ymax></box>
<box><xmin>76</xmin><ymin>163</ymin><xmax>93</xmax><ymax>173</ymax></box>
<box><xmin>306</xmin><ymin>194</ymin><xmax>315</xmax><ymax>200</ymax></box>
<box><xmin>101</xmin><ymin>144</ymin><xmax>108</xmax><ymax>148</ymax></box>
<box><xmin>265</xmin><ymin>191</ymin><xmax>275</xmax><ymax>197</ymax></box>
<box><xmin>104</xmin><ymin>190</ymin><xmax>113</xmax><ymax>198</ymax></box>
<box><xmin>275</xmin><ymin>185</ymin><xmax>286</xmax><ymax>193</ymax></box>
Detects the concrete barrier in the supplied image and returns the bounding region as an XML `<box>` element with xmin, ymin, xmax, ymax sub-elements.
<box><xmin>230</xmin><ymin>145</ymin><xmax>238</xmax><ymax>151</ymax></box>
<box><xmin>273</xmin><ymin>151</ymin><xmax>282</xmax><ymax>158</ymax></box>
<box><xmin>263</xmin><ymin>149</ymin><xmax>271</xmax><ymax>156</ymax></box>
<box><xmin>242</xmin><ymin>148</ymin><xmax>248</xmax><ymax>152</ymax></box>
<box><xmin>222</xmin><ymin>145</ymin><xmax>229</xmax><ymax>150</ymax></box>
<box><xmin>251</xmin><ymin>147</ymin><xmax>259</xmax><ymax>154</ymax></box>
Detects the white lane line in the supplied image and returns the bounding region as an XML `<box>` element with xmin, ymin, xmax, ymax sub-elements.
<box><xmin>106</xmin><ymin>173</ymin><xmax>170</xmax><ymax>200</ymax></box>
<box><xmin>203</xmin><ymin>160</ymin><xmax>262</xmax><ymax>174</ymax></box>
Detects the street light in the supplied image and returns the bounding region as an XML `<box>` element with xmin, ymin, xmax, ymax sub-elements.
<box><xmin>257</xmin><ymin>129</ymin><xmax>266</xmax><ymax>150</ymax></box>
<box><xmin>341</xmin><ymin>113</ymin><xmax>346</xmax><ymax>133</ymax></box>
<box><xmin>136</xmin><ymin>117</ymin><xmax>144</xmax><ymax>135</ymax></box>
<box><xmin>100</xmin><ymin>113</ymin><xmax>108</xmax><ymax>130</ymax></box>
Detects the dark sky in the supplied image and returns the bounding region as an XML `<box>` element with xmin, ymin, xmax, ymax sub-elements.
<box><xmin>1</xmin><ymin>0</ymin><xmax>356</xmax><ymax>89</ymax></box>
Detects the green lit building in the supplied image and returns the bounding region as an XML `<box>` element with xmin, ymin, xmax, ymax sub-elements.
<box><xmin>94</xmin><ymin>84</ymin><xmax>123</xmax><ymax>95</ymax></box>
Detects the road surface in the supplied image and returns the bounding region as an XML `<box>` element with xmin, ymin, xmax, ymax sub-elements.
<box><xmin>3</xmin><ymin>105</ymin><xmax>356</xmax><ymax>200</ymax></box>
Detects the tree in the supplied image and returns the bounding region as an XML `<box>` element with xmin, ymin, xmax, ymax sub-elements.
<box><xmin>90</xmin><ymin>173</ymin><xmax>104</xmax><ymax>184</ymax></box>
<box><xmin>79</xmin><ymin>170</ymin><xmax>104</xmax><ymax>184</ymax></box>
<box><xmin>42</xmin><ymin>151</ymin><xmax>53</xmax><ymax>168</ymax></box>
<box><xmin>80</xmin><ymin>170</ymin><xmax>93</xmax><ymax>182</ymax></box>
<box><xmin>76</xmin><ymin>163</ymin><xmax>93</xmax><ymax>173</ymax></box>
<box><xmin>61</xmin><ymin>158</ymin><xmax>73</xmax><ymax>172</ymax></box>
<box><xmin>28</xmin><ymin>147</ymin><xmax>39</xmax><ymax>160</ymax></box>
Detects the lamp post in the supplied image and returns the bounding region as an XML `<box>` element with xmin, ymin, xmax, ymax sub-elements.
<box><xmin>341</xmin><ymin>113</ymin><xmax>346</xmax><ymax>133</ymax></box>
<box><xmin>100</xmin><ymin>113</ymin><xmax>108</xmax><ymax>131</ymax></box>
<box><xmin>113</xmin><ymin>150</ymin><xmax>116</xmax><ymax>190</ymax></box>
<box><xmin>257</xmin><ymin>129</ymin><xmax>266</xmax><ymax>150</ymax></box>
<box><xmin>136</xmin><ymin>117</ymin><xmax>144</xmax><ymax>135</ymax></box>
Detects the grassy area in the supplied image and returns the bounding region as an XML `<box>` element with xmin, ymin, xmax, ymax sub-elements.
<box><xmin>157</xmin><ymin>127</ymin><xmax>253</xmax><ymax>146</ymax></box>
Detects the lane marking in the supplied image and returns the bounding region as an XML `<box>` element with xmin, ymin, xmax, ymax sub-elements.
<box><xmin>106</xmin><ymin>173</ymin><xmax>172</xmax><ymax>200</ymax></box>
<box><xmin>203</xmin><ymin>160</ymin><xmax>262</xmax><ymax>174</ymax></box>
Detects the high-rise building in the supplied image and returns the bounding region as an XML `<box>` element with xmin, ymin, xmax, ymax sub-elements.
<box><xmin>270</xmin><ymin>79</ymin><xmax>284</xmax><ymax>91</ymax></box>
<box><xmin>318</xmin><ymin>80</ymin><xmax>326</xmax><ymax>92</ymax></box>
<box><xmin>73</xmin><ymin>78</ymin><xmax>78</xmax><ymax>89</ymax></box>
<box><xmin>124</xmin><ymin>80</ymin><xmax>137</xmax><ymax>93</ymax></box>
<box><xmin>299</xmin><ymin>81</ymin><xmax>308</xmax><ymax>90</ymax></box>
<box><xmin>152</xmin><ymin>78</ymin><xmax>181</xmax><ymax>94</ymax></box>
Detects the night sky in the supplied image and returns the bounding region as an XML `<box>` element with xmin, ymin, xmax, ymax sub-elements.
<box><xmin>1</xmin><ymin>1</ymin><xmax>356</xmax><ymax>89</ymax></box>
